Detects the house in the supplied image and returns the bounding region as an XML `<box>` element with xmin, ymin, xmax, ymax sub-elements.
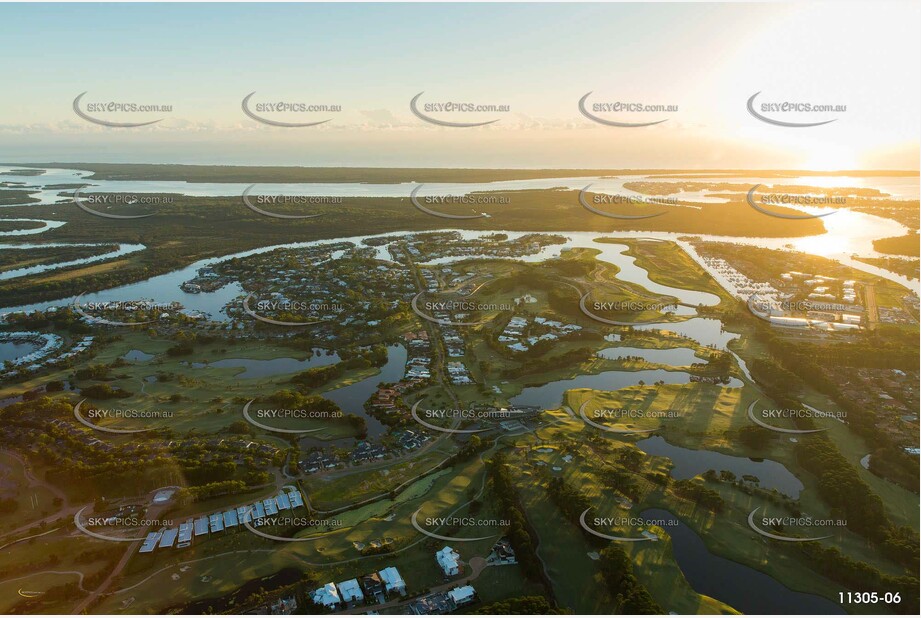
<box><xmin>409</xmin><ymin>592</ymin><xmax>453</xmax><ymax>615</ymax></box>
<box><xmin>312</xmin><ymin>583</ymin><xmax>340</xmax><ymax>609</ymax></box>
<box><xmin>489</xmin><ymin>538</ymin><xmax>517</xmax><ymax>564</ymax></box>
<box><xmin>378</xmin><ymin>566</ymin><xmax>407</xmax><ymax>596</ymax></box>
<box><xmin>268</xmin><ymin>596</ymin><xmax>298</xmax><ymax>615</ymax></box>
<box><xmin>436</xmin><ymin>546</ymin><xmax>460</xmax><ymax>576</ymax></box>
<box><xmin>448</xmin><ymin>585</ymin><xmax>476</xmax><ymax>606</ymax></box>
<box><xmin>337</xmin><ymin>578</ymin><xmax>364</xmax><ymax>604</ymax></box>
<box><xmin>361</xmin><ymin>573</ymin><xmax>385</xmax><ymax>601</ymax></box>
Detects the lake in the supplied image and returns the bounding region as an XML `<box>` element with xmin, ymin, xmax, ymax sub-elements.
<box><xmin>636</xmin><ymin>435</ymin><xmax>804</xmax><ymax>498</ymax></box>
<box><xmin>190</xmin><ymin>349</ymin><xmax>340</xmax><ymax>379</ymax></box>
<box><xmin>640</xmin><ymin>507</ymin><xmax>843</xmax><ymax>614</ymax></box>
<box><xmin>320</xmin><ymin>343</ymin><xmax>408</xmax><ymax>438</ymax></box>
<box><xmin>510</xmin><ymin>369</ymin><xmax>742</xmax><ymax>410</ymax></box>
<box><xmin>598</xmin><ymin>345</ymin><xmax>702</xmax><ymax>366</ymax></box>
<box><xmin>0</xmin><ymin>340</ymin><xmax>38</xmax><ymax>363</ymax></box>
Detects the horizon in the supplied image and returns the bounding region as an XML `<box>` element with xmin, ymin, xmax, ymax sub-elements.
<box><xmin>1</xmin><ymin>2</ymin><xmax>919</xmax><ymax>169</ymax></box>
<box><xmin>3</xmin><ymin>162</ymin><xmax>919</xmax><ymax>174</ymax></box>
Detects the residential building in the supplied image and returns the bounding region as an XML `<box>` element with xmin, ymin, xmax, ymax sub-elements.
<box><xmin>378</xmin><ymin>566</ymin><xmax>407</xmax><ymax>596</ymax></box>
<box><xmin>338</xmin><ymin>578</ymin><xmax>364</xmax><ymax>604</ymax></box>
<box><xmin>436</xmin><ymin>546</ymin><xmax>460</xmax><ymax>576</ymax></box>
<box><xmin>311</xmin><ymin>583</ymin><xmax>340</xmax><ymax>609</ymax></box>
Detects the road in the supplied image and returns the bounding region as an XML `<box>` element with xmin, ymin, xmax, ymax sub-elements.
<box><xmin>864</xmin><ymin>282</ymin><xmax>879</xmax><ymax>329</ymax></box>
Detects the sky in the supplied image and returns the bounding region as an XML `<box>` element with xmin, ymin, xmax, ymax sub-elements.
<box><xmin>0</xmin><ymin>1</ymin><xmax>918</xmax><ymax>170</ymax></box>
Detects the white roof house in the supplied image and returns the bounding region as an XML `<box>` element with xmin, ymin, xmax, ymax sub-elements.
<box><xmin>448</xmin><ymin>585</ymin><xmax>476</xmax><ymax>606</ymax></box>
<box><xmin>378</xmin><ymin>566</ymin><xmax>407</xmax><ymax>596</ymax></box>
<box><xmin>337</xmin><ymin>578</ymin><xmax>364</xmax><ymax>603</ymax></box>
<box><xmin>312</xmin><ymin>583</ymin><xmax>341</xmax><ymax>608</ymax></box>
<box><xmin>436</xmin><ymin>546</ymin><xmax>461</xmax><ymax>576</ymax></box>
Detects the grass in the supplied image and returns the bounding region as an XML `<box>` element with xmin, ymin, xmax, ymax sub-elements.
<box><xmin>505</xmin><ymin>432</ymin><xmax>736</xmax><ymax>614</ymax></box>
<box><xmin>616</xmin><ymin>238</ymin><xmax>733</xmax><ymax>302</ymax></box>
<box><xmin>95</xmin><ymin>452</ymin><xmax>507</xmax><ymax>613</ymax></box>
<box><xmin>0</xmin><ymin>452</ymin><xmax>62</xmax><ymax>534</ymax></box>
<box><xmin>532</xmin><ymin>399</ymin><xmax>910</xmax><ymax>612</ymax></box>
<box><xmin>0</xmin><ymin>532</ymin><xmax>117</xmax><ymax>614</ymax></box>
<box><xmin>303</xmin><ymin>449</ymin><xmax>453</xmax><ymax>511</ymax></box>
<box><xmin>52</xmin><ymin>331</ymin><xmax>368</xmax><ymax>438</ymax></box>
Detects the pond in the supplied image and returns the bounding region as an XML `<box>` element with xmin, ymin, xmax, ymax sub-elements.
<box><xmin>190</xmin><ymin>349</ymin><xmax>340</xmax><ymax>379</ymax></box>
<box><xmin>319</xmin><ymin>343</ymin><xmax>408</xmax><ymax>438</ymax></box>
<box><xmin>636</xmin><ymin>435</ymin><xmax>803</xmax><ymax>498</ymax></box>
<box><xmin>640</xmin><ymin>508</ymin><xmax>843</xmax><ymax>614</ymax></box>
<box><xmin>0</xmin><ymin>340</ymin><xmax>38</xmax><ymax>363</ymax></box>
<box><xmin>510</xmin><ymin>369</ymin><xmax>742</xmax><ymax>411</ymax></box>
<box><xmin>633</xmin><ymin>317</ymin><xmax>739</xmax><ymax>350</ymax></box>
<box><xmin>598</xmin><ymin>345</ymin><xmax>702</xmax><ymax>366</ymax></box>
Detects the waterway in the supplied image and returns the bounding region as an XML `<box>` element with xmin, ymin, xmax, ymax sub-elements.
<box><xmin>636</xmin><ymin>435</ymin><xmax>803</xmax><ymax>497</ymax></box>
<box><xmin>640</xmin><ymin>507</ymin><xmax>844</xmax><ymax>614</ymax></box>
